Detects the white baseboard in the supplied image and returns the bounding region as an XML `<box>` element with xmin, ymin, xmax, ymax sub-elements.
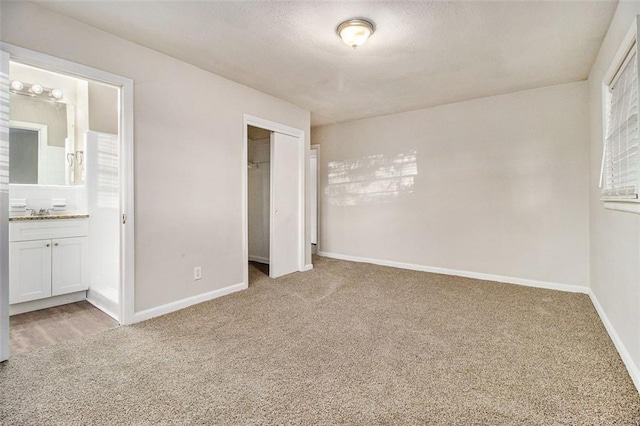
<box><xmin>86</xmin><ymin>290</ymin><xmax>120</xmax><ymax>322</ymax></box>
<box><xmin>133</xmin><ymin>282</ymin><xmax>247</xmax><ymax>323</ymax></box>
<box><xmin>317</xmin><ymin>251</ymin><xmax>588</xmax><ymax>294</ymax></box>
<box><xmin>10</xmin><ymin>291</ymin><xmax>86</xmax><ymax>315</ymax></box>
<box><xmin>303</xmin><ymin>264</ymin><xmax>313</xmax><ymax>271</ymax></box>
<box><xmin>588</xmin><ymin>289</ymin><xmax>640</xmax><ymax>393</ymax></box>
<box><xmin>248</xmin><ymin>255</ymin><xmax>269</xmax><ymax>264</ymax></box>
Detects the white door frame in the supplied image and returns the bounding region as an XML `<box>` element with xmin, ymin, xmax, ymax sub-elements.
<box><xmin>310</xmin><ymin>144</ymin><xmax>320</xmax><ymax>253</ymax></box>
<box><xmin>1</xmin><ymin>49</ymin><xmax>10</xmax><ymax>362</ymax></box>
<box><xmin>242</xmin><ymin>114</ymin><xmax>305</xmax><ymax>285</ymax></box>
<box><xmin>0</xmin><ymin>43</ymin><xmax>135</xmax><ymax>335</ymax></box>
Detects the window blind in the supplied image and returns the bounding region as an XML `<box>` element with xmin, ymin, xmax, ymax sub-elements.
<box><xmin>602</xmin><ymin>46</ymin><xmax>639</xmax><ymax>199</ymax></box>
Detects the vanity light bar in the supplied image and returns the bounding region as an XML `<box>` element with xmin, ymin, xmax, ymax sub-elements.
<box><xmin>10</xmin><ymin>80</ymin><xmax>63</xmax><ymax>101</ymax></box>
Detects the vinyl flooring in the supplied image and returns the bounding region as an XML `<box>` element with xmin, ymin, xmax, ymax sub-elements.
<box><xmin>10</xmin><ymin>301</ymin><xmax>118</xmax><ymax>355</ymax></box>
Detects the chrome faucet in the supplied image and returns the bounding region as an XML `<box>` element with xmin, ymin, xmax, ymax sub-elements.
<box><xmin>27</xmin><ymin>208</ymin><xmax>52</xmax><ymax>216</ymax></box>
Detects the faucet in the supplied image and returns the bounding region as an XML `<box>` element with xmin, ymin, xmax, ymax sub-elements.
<box><xmin>27</xmin><ymin>208</ymin><xmax>51</xmax><ymax>216</ymax></box>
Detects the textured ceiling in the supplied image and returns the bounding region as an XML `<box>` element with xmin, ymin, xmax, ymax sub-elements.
<box><xmin>33</xmin><ymin>1</ymin><xmax>617</xmax><ymax>127</ymax></box>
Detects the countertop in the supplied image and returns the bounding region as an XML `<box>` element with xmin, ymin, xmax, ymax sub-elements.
<box><xmin>9</xmin><ymin>214</ymin><xmax>90</xmax><ymax>222</ymax></box>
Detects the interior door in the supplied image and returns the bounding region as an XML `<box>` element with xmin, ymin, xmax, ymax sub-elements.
<box><xmin>0</xmin><ymin>49</ymin><xmax>10</xmax><ymax>361</ymax></box>
<box><xmin>269</xmin><ymin>131</ymin><xmax>302</xmax><ymax>278</ymax></box>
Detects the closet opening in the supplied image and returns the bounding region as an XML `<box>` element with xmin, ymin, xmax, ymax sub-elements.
<box><xmin>247</xmin><ymin>125</ymin><xmax>271</xmax><ymax>283</ymax></box>
<box><xmin>243</xmin><ymin>115</ymin><xmax>306</xmax><ymax>288</ymax></box>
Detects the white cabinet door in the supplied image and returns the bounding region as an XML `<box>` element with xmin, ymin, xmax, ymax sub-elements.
<box><xmin>52</xmin><ymin>237</ymin><xmax>89</xmax><ymax>296</ymax></box>
<box><xmin>9</xmin><ymin>240</ymin><xmax>52</xmax><ymax>304</ymax></box>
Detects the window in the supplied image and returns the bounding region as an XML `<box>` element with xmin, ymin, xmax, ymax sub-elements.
<box><xmin>601</xmin><ymin>18</ymin><xmax>640</xmax><ymax>214</ymax></box>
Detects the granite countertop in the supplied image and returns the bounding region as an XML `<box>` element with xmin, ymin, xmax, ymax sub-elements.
<box><xmin>9</xmin><ymin>214</ymin><xmax>90</xmax><ymax>222</ymax></box>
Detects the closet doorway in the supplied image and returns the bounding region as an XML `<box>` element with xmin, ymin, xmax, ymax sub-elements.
<box><xmin>243</xmin><ymin>116</ymin><xmax>305</xmax><ymax>285</ymax></box>
<box><xmin>247</xmin><ymin>125</ymin><xmax>271</xmax><ymax>276</ymax></box>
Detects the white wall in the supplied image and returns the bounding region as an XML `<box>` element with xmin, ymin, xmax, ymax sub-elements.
<box><xmin>88</xmin><ymin>82</ymin><xmax>118</xmax><ymax>135</ymax></box>
<box><xmin>248</xmin><ymin>137</ymin><xmax>270</xmax><ymax>263</ymax></box>
<box><xmin>0</xmin><ymin>1</ymin><xmax>311</xmax><ymax>313</ymax></box>
<box><xmin>588</xmin><ymin>3</ymin><xmax>640</xmax><ymax>384</ymax></box>
<box><xmin>313</xmin><ymin>81</ymin><xmax>590</xmax><ymax>288</ymax></box>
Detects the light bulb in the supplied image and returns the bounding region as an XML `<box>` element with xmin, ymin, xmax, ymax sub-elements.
<box><xmin>10</xmin><ymin>80</ymin><xmax>23</xmax><ymax>91</ymax></box>
<box><xmin>51</xmin><ymin>89</ymin><xmax>63</xmax><ymax>100</ymax></box>
<box><xmin>31</xmin><ymin>84</ymin><xmax>44</xmax><ymax>95</ymax></box>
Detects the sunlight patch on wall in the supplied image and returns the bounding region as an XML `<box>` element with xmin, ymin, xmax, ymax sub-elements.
<box><xmin>326</xmin><ymin>150</ymin><xmax>418</xmax><ymax>206</ymax></box>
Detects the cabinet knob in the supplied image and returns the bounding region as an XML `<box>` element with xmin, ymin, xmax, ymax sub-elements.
<box><xmin>46</xmin><ymin>243</ymin><xmax>50</xmax><ymax>247</ymax></box>
<box><xmin>54</xmin><ymin>243</ymin><xmax>59</xmax><ymax>247</ymax></box>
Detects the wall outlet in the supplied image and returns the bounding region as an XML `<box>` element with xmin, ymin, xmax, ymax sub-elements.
<box><xmin>193</xmin><ymin>266</ymin><xmax>202</xmax><ymax>281</ymax></box>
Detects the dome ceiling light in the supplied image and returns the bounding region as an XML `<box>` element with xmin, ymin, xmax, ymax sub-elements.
<box><xmin>336</xmin><ymin>18</ymin><xmax>375</xmax><ymax>49</ymax></box>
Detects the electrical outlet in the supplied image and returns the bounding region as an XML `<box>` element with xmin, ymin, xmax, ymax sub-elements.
<box><xmin>193</xmin><ymin>266</ymin><xmax>202</xmax><ymax>281</ymax></box>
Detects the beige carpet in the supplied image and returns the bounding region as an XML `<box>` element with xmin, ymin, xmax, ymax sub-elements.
<box><xmin>1</xmin><ymin>256</ymin><xmax>639</xmax><ymax>424</ymax></box>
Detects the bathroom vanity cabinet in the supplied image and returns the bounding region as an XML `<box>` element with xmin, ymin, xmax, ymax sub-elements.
<box><xmin>9</xmin><ymin>217</ymin><xmax>89</xmax><ymax>304</ymax></box>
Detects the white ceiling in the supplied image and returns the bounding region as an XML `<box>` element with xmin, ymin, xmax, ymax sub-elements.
<box><xmin>34</xmin><ymin>1</ymin><xmax>617</xmax><ymax>127</ymax></box>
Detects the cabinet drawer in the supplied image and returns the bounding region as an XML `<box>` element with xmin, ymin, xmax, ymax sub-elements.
<box><xmin>10</xmin><ymin>219</ymin><xmax>89</xmax><ymax>242</ymax></box>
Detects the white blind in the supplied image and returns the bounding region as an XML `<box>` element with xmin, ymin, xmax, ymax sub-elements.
<box><xmin>602</xmin><ymin>47</ymin><xmax>639</xmax><ymax>199</ymax></box>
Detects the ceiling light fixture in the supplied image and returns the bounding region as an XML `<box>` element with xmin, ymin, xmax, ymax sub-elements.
<box><xmin>337</xmin><ymin>18</ymin><xmax>375</xmax><ymax>49</ymax></box>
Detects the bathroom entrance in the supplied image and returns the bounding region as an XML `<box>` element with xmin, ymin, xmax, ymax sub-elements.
<box><xmin>0</xmin><ymin>45</ymin><xmax>135</xmax><ymax>361</ymax></box>
<box><xmin>244</xmin><ymin>116</ymin><xmax>305</xmax><ymax>286</ymax></box>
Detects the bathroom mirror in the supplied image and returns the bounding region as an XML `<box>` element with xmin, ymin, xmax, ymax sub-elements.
<box><xmin>9</xmin><ymin>93</ymin><xmax>77</xmax><ymax>185</ymax></box>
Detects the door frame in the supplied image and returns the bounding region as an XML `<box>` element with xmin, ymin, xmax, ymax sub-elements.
<box><xmin>242</xmin><ymin>114</ymin><xmax>306</xmax><ymax>285</ymax></box>
<box><xmin>1</xmin><ymin>49</ymin><xmax>10</xmax><ymax>362</ymax></box>
<box><xmin>0</xmin><ymin>44</ymin><xmax>135</xmax><ymax>350</ymax></box>
<box><xmin>310</xmin><ymin>144</ymin><xmax>320</xmax><ymax>253</ymax></box>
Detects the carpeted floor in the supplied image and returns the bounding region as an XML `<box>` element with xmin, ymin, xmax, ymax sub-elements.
<box><xmin>1</xmin><ymin>256</ymin><xmax>639</xmax><ymax>424</ymax></box>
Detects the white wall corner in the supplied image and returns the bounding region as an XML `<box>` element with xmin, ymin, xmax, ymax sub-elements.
<box><xmin>132</xmin><ymin>282</ymin><xmax>247</xmax><ymax>324</ymax></box>
<box><xmin>303</xmin><ymin>264</ymin><xmax>313</xmax><ymax>271</ymax></box>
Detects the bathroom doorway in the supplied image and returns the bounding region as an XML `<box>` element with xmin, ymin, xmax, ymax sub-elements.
<box><xmin>0</xmin><ymin>44</ymin><xmax>135</xmax><ymax>361</ymax></box>
<box><xmin>243</xmin><ymin>116</ymin><xmax>305</xmax><ymax>286</ymax></box>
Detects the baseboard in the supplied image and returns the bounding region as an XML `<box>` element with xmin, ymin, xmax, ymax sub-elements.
<box><xmin>10</xmin><ymin>291</ymin><xmax>86</xmax><ymax>315</ymax></box>
<box><xmin>133</xmin><ymin>282</ymin><xmax>247</xmax><ymax>323</ymax></box>
<box><xmin>303</xmin><ymin>264</ymin><xmax>313</xmax><ymax>271</ymax></box>
<box><xmin>317</xmin><ymin>251</ymin><xmax>588</xmax><ymax>294</ymax></box>
<box><xmin>86</xmin><ymin>290</ymin><xmax>120</xmax><ymax>322</ymax></box>
<box><xmin>588</xmin><ymin>289</ymin><xmax>640</xmax><ymax>393</ymax></box>
<box><xmin>248</xmin><ymin>255</ymin><xmax>269</xmax><ymax>264</ymax></box>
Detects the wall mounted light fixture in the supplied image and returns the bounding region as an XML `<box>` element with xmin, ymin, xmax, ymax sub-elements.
<box><xmin>337</xmin><ymin>18</ymin><xmax>375</xmax><ymax>49</ymax></box>
<box><xmin>10</xmin><ymin>80</ymin><xmax>63</xmax><ymax>101</ymax></box>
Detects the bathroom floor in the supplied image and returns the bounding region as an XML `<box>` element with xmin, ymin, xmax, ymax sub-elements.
<box><xmin>10</xmin><ymin>301</ymin><xmax>118</xmax><ymax>355</ymax></box>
